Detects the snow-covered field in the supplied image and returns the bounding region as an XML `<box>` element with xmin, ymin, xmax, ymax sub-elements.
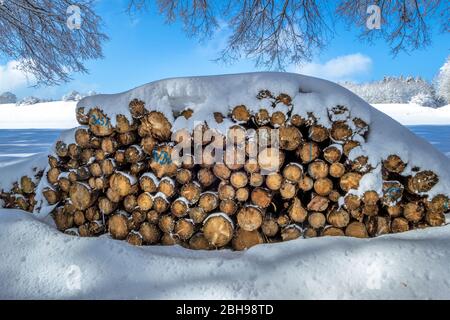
<box><xmin>1</xmin><ymin>209</ymin><xmax>449</xmax><ymax>299</ymax></box>
<box><xmin>1</xmin><ymin>74</ymin><xmax>450</xmax><ymax>300</ymax></box>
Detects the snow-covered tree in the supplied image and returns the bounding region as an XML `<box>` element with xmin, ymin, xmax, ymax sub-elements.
<box><xmin>0</xmin><ymin>0</ymin><xmax>107</xmax><ymax>85</ymax></box>
<box><xmin>436</xmin><ymin>57</ymin><xmax>450</xmax><ymax>105</ymax></box>
<box><xmin>62</xmin><ymin>91</ymin><xmax>83</xmax><ymax>102</ymax></box>
<box><xmin>0</xmin><ymin>92</ymin><xmax>17</xmax><ymax>104</ymax></box>
<box><xmin>341</xmin><ymin>77</ymin><xmax>439</xmax><ymax>106</ymax></box>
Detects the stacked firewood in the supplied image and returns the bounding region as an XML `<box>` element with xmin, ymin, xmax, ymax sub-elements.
<box><xmin>0</xmin><ymin>172</ymin><xmax>42</xmax><ymax>212</ymax></box>
<box><xmin>42</xmin><ymin>90</ymin><xmax>448</xmax><ymax>250</ymax></box>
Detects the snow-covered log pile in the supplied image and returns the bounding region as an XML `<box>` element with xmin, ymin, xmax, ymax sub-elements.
<box><xmin>4</xmin><ymin>73</ymin><xmax>450</xmax><ymax>250</ymax></box>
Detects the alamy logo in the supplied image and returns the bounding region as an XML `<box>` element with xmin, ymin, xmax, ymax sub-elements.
<box><xmin>67</xmin><ymin>5</ymin><xmax>82</xmax><ymax>30</ymax></box>
<box><xmin>366</xmin><ymin>4</ymin><xmax>382</xmax><ymax>30</ymax></box>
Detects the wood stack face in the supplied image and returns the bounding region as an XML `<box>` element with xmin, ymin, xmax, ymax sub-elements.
<box><xmin>31</xmin><ymin>90</ymin><xmax>449</xmax><ymax>250</ymax></box>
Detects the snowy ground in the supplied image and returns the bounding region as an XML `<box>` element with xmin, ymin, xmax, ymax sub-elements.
<box><xmin>1</xmin><ymin>209</ymin><xmax>450</xmax><ymax>299</ymax></box>
<box><xmin>372</xmin><ymin>103</ymin><xmax>450</xmax><ymax>125</ymax></box>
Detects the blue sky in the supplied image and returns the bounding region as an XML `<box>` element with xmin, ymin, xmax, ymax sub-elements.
<box><xmin>1</xmin><ymin>0</ymin><xmax>448</xmax><ymax>99</ymax></box>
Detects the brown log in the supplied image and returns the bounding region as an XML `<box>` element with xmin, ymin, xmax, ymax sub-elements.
<box><xmin>158</xmin><ymin>215</ymin><xmax>175</xmax><ymax>233</ymax></box>
<box><xmin>230</xmin><ymin>171</ymin><xmax>248</xmax><ymax>189</ymax></box>
<box><xmin>261</xmin><ymin>218</ymin><xmax>279</xmax><ymax>237</ymax></box>
<box><xmin>53</xmin><ymin>207</ymin><xmax>74</xmax><ymax>231</ymax></box>
<box><xmin>98</xmin><ymin>197</ymin><xmax>117</xmax><ymax>215</ymax></box>
<box><xmin>244</xmin><ymin>159</ymin><xmax>260</xmax><ymax>174</ymax></box>
<box><xmin>403</xmin><ymin>202</ymin><xmax>425</xmax><ymax>223</ymax></box>
<box><xmin>158</xmin><ymin>178</ymin><xmax>176</xmax><ymax>198</ymax></box>
<box><xmin>100</xmin><ymin>159</ymin><xmax>115</xmax><ymax>177</ymax></box>
<box><xmin>322</xmin><ymin>227</ymin><xmax>345</xmax><ymax>237</ymax></box>
<box><xmin>279</xmin><ymin>126</ymin><xmax>302</xmax><ymax>150</ymax></box>
<box><xmin>76</xmin><ymin>128</ymin><xmax>93</xmax><ymax>149</ymax></box>
<box><xmin>84</xmin><ymin>206</ymin><xmax>102</xmax><ymax>222</ymax></box>
<box><xmin>78</xmin><ymin>223</ymin><xmax>91</xmax><ymax>237</ymax></box>
<box><xmin>76</xmin><ymin>106</ymin><xmax>89</xmax><ymax>125</ymax></box>
<box><xmin>323</xmin><ymin>145</ymin><xmax>342</xmax><ymax>163</ymax></box>
<box><xmin>129</xmin><ymin>99</ymin><xmax>148</xmax><ymax>119</ymax></box>
<box><xmin>161</xmin><ymin>233</ymin><xmax>179</xmax><ymax>246</ymax></box>
<box><xmin>69</xmin><ymin>182</ymin><xmax>93</xmax><ymax>210</ymax></box>
<box><xmin>48</xmin><ymin>155</ymin><xmax>59</xmax><ymax>168</ymax></box>
<box><xmin>187</xmin><ymin>207</ymin><xmax>205</xmax><ymax>224</ymax></box>
<box><xmin>266</xmin><ymin>172</ymin><xmax>283</xmax><ymax>191</ymax></box>
<box><xmin>68</xmin><ymin>143</ymin><xmax>81</xmax><ymax>159</ymax></box>
<box><xmin>345</xmin><ymin>221</ymin><xmax>368</xmax><ymax>238</ymax></box>
<box><xmin>140</xmin><ymin>222</ymin><xmax>161</xmax><ymax>244</ymax></box>
<box><xmin>308</xmin><ymin>212</ymin><xmax>326</xmax><ymax>229</ymax></box>
<box><xmin>289</xmin><ymin>113</ymin><xmax>305</xmax><ymax>127</ymax></box>
<box><xmin>106</xmin><ymin>188</ymin><xmax>121</xmax><ymax>203</ymax></box>
<box><xmin>55</xmin><ymin>141</ymin><xmax>68</xmax><ymax>158</ymax></box>
<box><xmin>109</xmin><ymin>214</ymin><xmax>129</xmax><ymax>240</ymax></box>
<box><xmin>314</xmin><ymin>178</ymin><xmax>333</xmax><ymax>196</ymax></box>
<box><xmin>308</xmin><ymin>160</ymin><xmax>329</xmax><ymax>180</ymax></box>
<box><xmin>137</xmin><ymin>192</ymin><xmax>154</xmax><ymax>211</ymax></box>
<box><xmin>138</xmin><ymin>111</ymin><xmax>172</xmax><ymax>141</ymax></box>
<box><xmin>198</xmin><ymin>192</ymin><xmax>219</xmax><ymax>213</ymax></box>
<box><xmin>232</xmin><ymin>105</ymin><xmax>251</xmax><ymax>122</ymax></box>
<box><xmin>203</xmin><ymin>215</ymin><xmax>234</xmax><ymax>247</ymax></box>
<box><xmin>218</xmin><ymin>182</ymin><xmax>235</xmax><ymax>201</ymax></box>
<box><xmin>329</xmin><ymin>163</ymin><xmax>346</xmax><ymax>179</ymax></box>
<box><xmin>153</xmin><ymin>194</ymin><xmax>170</xmax><ymax>213</ymax></box>
<box><xmin>426</xmin><ymin>211</ymin><xmax>445</xmax><ymax>226</ymax></box>
<box><xmin>288</xmin><ymin>197</ymin><xmax>307</xmax><ymax>223</ymax></box>
<box><xmin>109</xmin><ymin>172</ymin><xmax>136</xmax><ymax>197</ymax></box>
<box><xmin>251</xmin><ymin>187</ymin><xmax>272</xmax><ymax>209</ymax></box>
<box><xmin>344</xmin><ymin>194</ymin><xmax>361</xmax><ymax>210</ymax></box>
<box><xmin>174</xmin><ymin>219</ymin><xmax>195</xmax><ymax>240</ymax></box>
<box><xmin>140</xmin><ymin>136</ymin><xmax>157</xmax><ymax>155</ymax></box>
<box><xmin>170</xmin><ymin>197</ymin><xmax>189</xmax><ymax>217</ymax></box>
<box><xmin>127</xmin><ymin>232</ymin><xmax>143</xmax><ymax>246</ymax></box>
<box><xmin>330</xmin><ymin>121</ymin><xmax>352</xmax><ymax>142</ymax></box>
<box><xmin>146</xmin><ymin>210</ymin><xmax>160</xmax><ymax>224</ymax></box>
<box><xmin>350</xmin><ymin>156</ymin><xmax>372</xmax><ymax>174</ymax></box>
<box><xmin>139</xmin><ymin>174</ymin><xmax>158</xmax><ymax>193</ymax></box>
<box><xmin>327</xmin><ymin>209</ymin><xmax>350</xmax><ymax>228</ymax></box>
<box><xmin>281</xmin><ymin>225</ymin><xmax>302</xmax><ymax>241</ymax></box>
<box><xmin>198</xmin><ymin>168</ymin><xmax>216</xmax><ymax>187</ymax></box>
<box><xmin>283</xmin><ymin>163</ymin><xmax>303</xmax><ymax>183</ymax></box>
<box><xmin>189</xmin><ymin>232</ymin><xmax>213</xmax><ymax>250</ymax></box>
<box><xmin>43</xmin><ymin>187</ymin><xmax>60</xmax><ymax>205</ymax></box>
<box><xmin>309</xmin><ymin>125</ymin><xmax>329</xmax><ymax>142</ymax></box>
<box><xmin>297</xmin><ymin>142</ymin><xmax>320</xmax><ymax>164</ymax></box>
<box><xmin>391</xmin><ymin>217</ymin><xmax>410</xmax><ymax>233</ymax></box>
<box><xmin>271</xmin><ymin>111</ymin><xmax>286</xmax><ymax>127</ymax></box>
<box><xmin>237</xmin><ymin>206</ymin><xmax>263</xmax><ymax>231</ymax></box>
<box><xmin>407</xmin><ymin>171</ymin><xmax>439</xmax><ymax>193</ymax></box>
<box><xmin>298</xmin><ymin>175</ymin><xmax>314</xmax><ymax>192</ymax></box>
<box><xmin>73</xmin><ymin>210</ymin><xmax>86</xmax><ymax>226</ymax></box>
<box><xmin>180</xmin><ymin>182</ymin><xmax>201</xmax><ymax>204</ymax></box>
<box><xmin>232</xmin><ymin>229</ymin><xmax>264</xmax><ymax>251</ymax></box>
<box><xmin>277</xmin><ymin>214</ymin><xmax>290</xmax><ymax>227</ymax></box>
<box><xmin>149</xmin><ymin>144</ymin><xmax>178</xmax><ymax>178</ymax></box>
<box><xmin>328</xmin><ymin>190</ymin><xmax>341</xmax><ymax>202</ymax></box>
<box><xmin>88</xmin><ymin>108</ymin><xmax>113</xmax><ymax>136</ymax></box>
<box><xmin>304</xmin><ymin>228</ymin><xmax>317</xmax><ymax>238</ymax></box>
<box><xmin>340</xmin><ymin>172</ymin><xmax>362</xmax><ymax>192</ymax></box>
<box><xmin>47</xmin><ymin>167</ymin><xmax>60</xmax><ymax>185</ymax></box>
<box><xmin>307</xmin><ymin>195</ymin><xmax>329</xmax><ymax>212</ymax></box>
<box><xmin>249</xmin><ymin>172</ymin><xmax>264</xmax><ymax>187</ymax></box>
<box><xmin>235</xmin><ymin>187</ymin><xmax>250</xmax><ymax>202</ymax></box>
<box><xmin>383</xmin><ymin>155</ymin><xmax>406</xmax><ymax>174</ymax></box>
<box><xmin>254</xmin><ymin>109</ymin><xmax>270</xmax><ymax>126</ymax></box>
<box><xmin>220</xmin><ymin>199</ymin><xmax>238</xmax><ymax>216</ymax></box>
<box><xmin>116</xmin><ymin>114</ymin><xmax>136</xmax><ymax>133</ymax></box>
<box><xmin>363</xmin><ymin>190</ymin><xmax>379</xmax><ymax>206</ymax></box>
<box><xmin>387</xmin><ymin>205</ymin><xmax>403</xmax><ymax>218</ymax></box>
<box><xmin>117</xmin><ymin>131</ymin><xmax>137</xmax><ymax>146</ymax></box>
<box><xmin>213</xmin><ymin>163</ymin><xmax>231</xmax><ymax>182</ymax></box>
<box><xmin>280</xmin><ymin>180</ymin><xmax>297</xmax><ymax>199</ymax></box>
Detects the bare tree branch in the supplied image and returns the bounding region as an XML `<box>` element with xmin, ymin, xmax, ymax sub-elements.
<box><xmin>0</xmin><ymin>0</ymin><xmax>107</xmax><ymax>86</ymax></box>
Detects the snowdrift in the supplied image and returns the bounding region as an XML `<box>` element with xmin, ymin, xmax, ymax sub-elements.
<box><xmin>0</xmin><ymin>208</ymin><xmax>449</xmax><ymax>299</ymax></box>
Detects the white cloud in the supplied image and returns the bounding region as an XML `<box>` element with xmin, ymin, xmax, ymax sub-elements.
<box><xmin>0</xmin><ymin>60</ymin><xmax>35</xmax><ymax>93</ymax></box>
<box><xmin>294</xmin><ymin>53</ymin><xmax>373</xmax><ymax>81</ymax></box>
